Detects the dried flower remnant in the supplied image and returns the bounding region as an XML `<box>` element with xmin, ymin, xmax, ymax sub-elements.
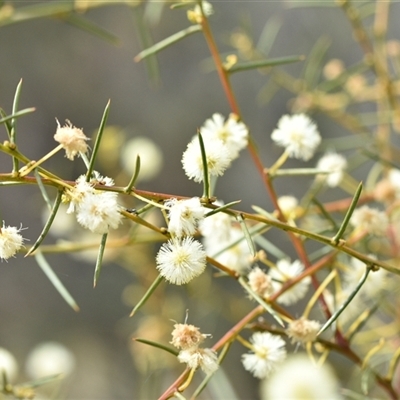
<box><xmin>0</xmin><ymin>223</ymin><xmax>25</xmax><ymax>260</ymax></box>
<box><xmin>178</xmin><ymin>347</ymin><xmax>219</xmax><ymax>374</ymax></box>
<box><xmin>316</xmin><ymin>152</ymin><xmax>347</xmax><ymax>187</ymax></box>
<box><xmin>248</xmin><ymin>267</ymin><xmax>273</xmax><ymax>298</ymax></box>
<box><xmin>165</xmin><ymin>197</ymin><xmax>205</xmax><ymax>238</ymax></box>
<box><xmin>200</xmin><ymin>113</ymin><xmax>248</xmax><ymax>159</ymax></box>
<box><xmin>268</xmin><ymin>259</ymin><xmax>311</xmax><ymax>306</ymax></box>
<box><xmin>323</xmin><ymin>59</ymin><xmax>345</xmax><ymax>80</ymax></box>
<box><xmin>260</xmin><ymin>354</ymin><xmax>342</xmax><ymax>400</ymax></box>
<box><xmin>54</xmin><ymin>119</ymin><xmax>89</xmax><ymax>160</ymax></box>
<box><xmin>241</xmin><ymin>332</ymin><xmax>286</xmax><ymax>379</ymax></box>
<box><xmin>156</xmin><ymin>237</ymin><xmax>207</xmax><ymax>285</ymax></box>
<box><xmin>182</xmin><ymin>137</ymin><xmax>233</xmax><ymax>183</ymax></box>
<box><xmin>271</xmin><ymin>114</ymin><xmax>321</xmax><ymax>161</ymax></box>
<box><xmin>350</xmin><ymin>205</ymin><xmax>389</xmax><ymax>236</ymax></box>
<box><xmin>286</xmin><ymin>317</ymin><xmax>321</xmax><ymax>345</ymax></box>
<box><xmin>171</xmin><ymin>323</ymin><xmax>208</xmax><ymax>350</ymax></box>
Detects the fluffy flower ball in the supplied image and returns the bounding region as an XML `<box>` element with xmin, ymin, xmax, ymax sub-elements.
<box><xmin>182</xmin><ymin>137</ymin><xmax>233</xmax><ymax>183</ymax></box>
<box><xmin>66</xmin><ymin>172</ymin><xmax>123</xmax><ymax>234</ymax></box>
<box><xmin>241</xmin><ymin>332</ymin><xmax>286</xmax><ymax>379</ymax></box>
<box><xmin>178</xmin><ymin>347</ymin><xmax>219</xmax><ymax>374</ymax></box>
<box><xmin>0</xmin><ymin>223</ymin><xmax>25</xmax><ymax>260</ymax></box>
<box><xmin>165</xmin><ymin>197</ymin><xmax>205</xmax><ymax>238</ymax></box>
<box><xmin>316</xmin><ymin>152</ymin><xmax>347</xmax><ymax>187</ymax></box>
<box><xmin>200</xmin><ymin>113</ymin><xmax>248</xmax><ymax>159</ymax></box>
<box><xmin>156</xmin><ymin>237</ymin><xmax>207</xmax><ymax>285</ymax></box>
<box><xmin>271</xmin><ymin>114</ymin><xmax>321</xmax><ymax>161</ymax></box>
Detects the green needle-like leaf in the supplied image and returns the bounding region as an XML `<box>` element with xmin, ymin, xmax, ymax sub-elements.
<box><xmin>318</xmin><ymin>264</ymin><xmax>372</xmax><ymax>336</ymax></box>
<box><xmin>26</xmin><ymin>190</ymin><xmax>62</xmax><ymax>257</ymax></box>
<box><xmin>331</xmin><ymin>181</ymin><xmax>362</xmax><ymax>245</ymax></box>
<box><xmin>133</xmin><ymin>338</ymin><xmax>178</xmax><ymax>356</ymax></box>
<box><xmin>93</xmin><ymin>233</ymin><xmax>108</xmax><ymax>288</ymax></box>
<box><xmin>134</xmin><ymin>24</ymin><xmax>202</xmax><ymax>62</ymax></box>
<box><xmin>198</xmin><ymin>131</ymin><xmax>210</xmax><ymax>199</ymax></box>
<box><xmin>238</xmin><ymin>276</ymin><xmax>284</xmax><ymax>327</ymax></box>
<box><xmin>86</xmin><ymin>100</ymin><xmax>110</xmax><ymax>182</ymax></box>
<box><xmin>0</xmin><ymin>108</ymin><xmax>36</xmax><ymax>127</ymax></box>
<box><xmin>34</xmin><ymin>251</ymin><xmax>79</xmax><ymax>312</ymax></box>
<box><xmin>227</xmin><ymin>55</ymin><xmax>305</xmax><ymax>74</ymax></box>
<box><xmin>130</xmin><ymin>274</ymin><xmax>164</xmax><ymax>317</ymax></box>
<box><xmin>61</xmin><ymin>13</ymin><xmax>120</xmax><ymax>45</ymax></box>
<box><xmin>124</xmin><ymin>155</ymin><xmax>141</xmax><ymax>193</ymax></box>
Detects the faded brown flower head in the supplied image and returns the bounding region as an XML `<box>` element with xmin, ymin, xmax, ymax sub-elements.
<box><xmin>248</xmin><ymin>267</ymin><xmax>273</xmax><ymax>298</ymax></box>
<box><xmin>286</xmin><ymin>317</ymin><xmax>321</xmax><ymax>344</ymax></box>
<box><xmin>54</xmin><ymin>119</ymin><xmax>89</xmax><ymax>160</ymax></box>
<box><xmin>170</xmin><ymin>323</ymin><xmax>208</xmax><ymax>350</ymax></box>
<box><xmin>323</xmin><ymin>59</ymin><xmax>344</xmax><ymax>80</ymax></box>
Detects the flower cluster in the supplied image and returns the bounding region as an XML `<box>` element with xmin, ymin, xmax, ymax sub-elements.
<box><xmin>182</xmin><ymin>113</ymin><xmax>248</xmax><ymax>183</ymax></box>
<box><xmin>156</xmin><ymin>197</ymin><xmax>207</xmax><ymax>285</ymax></box>
<box><xmin>65</xmin><ymin>172</ymin><xmax>123</xmax><ymax>234</ymax></box>
<box><xmin>171</xmin><ymin>323</ymin><xmax>218</xmax><ymax>375</ymax></box>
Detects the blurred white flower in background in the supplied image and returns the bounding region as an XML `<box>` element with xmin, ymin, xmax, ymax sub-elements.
<box><xmin>121</xmin><ymin>136</ymin><xmax>163</xmax><ymax>182</ymax></box>
<box><xmin>25</xmin><ymin>342</ymin><xmax>75</xmax><ymax>379</ymax></box>
<box><xmin>241</xmin><ymin>332</ymin><xmax>286</xmax><ymax>379</ymax></box>
<box><xmin>316</xmin><ymin>152</ymin><xmax>347</xmax><ymax>187</ymax></box>
<box><xmin>260</xmin><ymin>354</ymin><xmax>342</xmax><ymax>400</ymax></box>
<box><xmin>0</xmin><ymin>347</ymin><xmax>18</xmax><ymax>381</ymax></box>
<box><xmin>268</xmin><ymin>259</ymin><xmax>311</xmax><ymax>306</ymax></box>
<box><xmin>271</xmin><ymin>114</ymin><xmax>321</xmax><ymax>161</ymax></box>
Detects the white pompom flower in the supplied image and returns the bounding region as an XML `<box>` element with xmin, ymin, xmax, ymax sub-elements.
<box><xmin>165</xmin><ymin>197</ymin><xmax>206</xmax><ymax>238</ymax></box>
<box><xmin>66</xmin><ymin>172</ymin><xmax>123</xmax><ymax>234</ymax></box>
<box><xmin>182</xmin><ymin>137</ymin><xmax>233</xmax><ymax>183</ymax></box>
<box><xmin>0</xmin><ymin>223</ymin><xmax>25</xmax><ymax>260</ymax></box>
<box><xmin>241</xmin><ymin>332</ymin><xmax>286</xmax><ymax>379</ymax></box>
<box><xmin>271</xmin><ymin>114</ymin><xmax>321</xmax><ymax>161</ymax></box>
<box><xmin>316</xmin><ymin>152</ymin><xmax>347</xmax><ymax>187</ymax></box>
<box><xmin>200</xmin><ymin>113</ymin><xmax>248</xmax><ymax>159</ymax></box>
<box><xmin>260</xmin><ymin>354</ymin><xmax>342</xmax><ymax>400</ymax></box>
<box><xmin>178</xmin><ymin>347</ymin><xmax>219</xmax><ymax>374</ymax></box>
<box><xmin>156</xmin><ymin>237</ymin><xmax>207</xmax><ymax>285</ymax></box>
<box><xmin>268</xmin><ymin>259</ymin><xmax>311</xmax><ymax>306</ymax></box>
